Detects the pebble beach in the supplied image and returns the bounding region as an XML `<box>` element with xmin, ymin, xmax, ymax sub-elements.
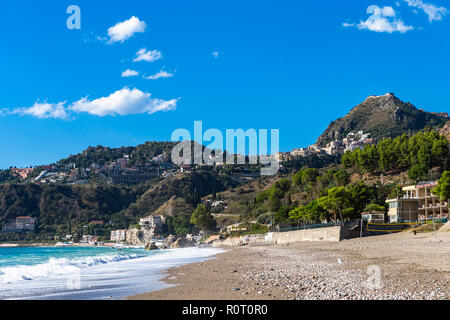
<box><xmin>129</xmin><ymin>230</ymin><xmax>450</xmax><ymax>300</ymax></box>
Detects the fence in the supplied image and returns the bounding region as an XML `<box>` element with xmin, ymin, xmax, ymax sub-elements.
<box><xmin>278</xmin><ymin>222</ymin><xmax>344</xmax><ymax>233</ymax></box>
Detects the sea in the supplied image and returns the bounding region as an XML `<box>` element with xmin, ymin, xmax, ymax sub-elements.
<box><xmin>0</xmin><ymin>245</ymin><xmax>223</xmax><ymax>300</ymax></box>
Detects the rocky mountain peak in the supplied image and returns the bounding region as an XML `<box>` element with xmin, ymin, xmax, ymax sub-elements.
<box><xmin>316</xmin><ymin>94</ymin><xmax>448</xmax><ymax>146</ymax></box>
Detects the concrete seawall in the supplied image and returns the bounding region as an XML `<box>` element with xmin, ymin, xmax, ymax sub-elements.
<box><xmin>271</xmin><ymin>226</ymin><xmax>342</xmax><ymax>244</ymax></box>
<box><xmin>212</xmin><ymin>225</ymin><xmax>346</xmax><ymax>247</ymax></box>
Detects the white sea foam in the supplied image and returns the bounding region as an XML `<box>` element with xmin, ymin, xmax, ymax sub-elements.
<box><xmin>0</xmin><ymin>253</ymin><xmax>144</xmax><ymax>284</ymax></box>
<box><xmin>0</xmin><ymin>247</ymin><xmax>224</xmax><ymax>299</ymax></box>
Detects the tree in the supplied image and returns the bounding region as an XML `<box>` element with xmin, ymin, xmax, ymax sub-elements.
<box><xmin>289</xmin><ymin>200</ymin><xmax>329</xmax><ymax>224</ymax></box>
<box><xmin>190</xmin><ymin>204</ymin><xmax>217</xmax><ymax>233</ymax></box>
<box><xmin>268</xmin><ymin>188</ymin><xmax>284</xmax><ymax>212</ymax></box>
<box><xmin>274</xmin><ymin>178</ymin><xmax>291</xmax><ymax>192</ymax></box>
<box><xmin>318</xmin><ymin>187</ymin><xmax>351</xmax><ymax>224</ymax></box>
<box><xmin>408</xmin><ymin>164</ymin><xmax>428</xmax><ymax>183</ymax></box>
<box><xmin>432</xmin><ymin>171</ymin><xmax>450</xmax><ymax>206</ymax></box>
<box><xmin>333</xmin><ymin>170</ymin><xmax>350</xmax><ymax>187</ymax></box>
<box><xmin>275</xmin><ymin>206</ymin><xmax>290</xmax><ymax>224</ymax></box>
<box><xmin>365</xmin><ymin>203</ymin><xmax>386</xmax><ymax>213</ymax></box>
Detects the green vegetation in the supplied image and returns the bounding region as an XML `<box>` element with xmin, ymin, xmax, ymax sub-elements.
<box><xmin>432</xmin><ymin>171</ymin><xmax>450</xmax><ymax>205</ymax></box>
<box><xmin>341</xmin><ymin>130</ymin><xmax>448</xmax><ymax>174</ymax></box>
<box><xmin>165</xmin><ymin>212</ymin><xmax>196</xmax><ymax>236</ymax></box>
<box><xmin>190</xmin><ymin>204</ymin><xmax>217</xmax><ymax>233</ymax></box>
<box><xmin>58</xmin><ymin>141</ymin><xmax>177</xmax><ymax>169</ymax></box>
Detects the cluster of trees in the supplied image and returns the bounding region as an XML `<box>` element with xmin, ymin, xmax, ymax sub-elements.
<box><xmin>281</xmin><ymin>153</ymin><xmax>339</xmax><ymax>172</ymax></box>
<box><xmin>0</xmin><ymin>170</ymin><xmax>19</xmax><ymax>184</ymax></box>
<box><xmin>249</xmin><ymin>166</ymin><xmax>380</xmax><ymax>225</ymax></box>
<box><xmin>189</xmin><ymin>204</ymin><xmax>217</xmax><ymax>233</ymax></box>
<box><xmin>288</xmin><ymin>182</ymin><xmax>386</xmax><ymax>224</ymax></box>
<box><xmin>341</xmin><ymin>131</ymin><xmax>448</xmax><ymax>175</ymax></box>
<box><xmin>433</xmin><ymin>171</ymin><xmax>450</xmax><ymax>203</ymax></box>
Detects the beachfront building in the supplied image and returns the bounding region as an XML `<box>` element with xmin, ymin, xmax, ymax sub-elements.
<box><xmin>110</xmin><ymin>229</ymin><xmax>127</xmax><ymax>242</ymax></box>
<box><xmin>385</xmin><ymin>181</ymin><xmax>449</xmax><ymax>223</ymax></box>
<box><xmin>416</xmin><ymin>181</ymin><xmax>449</xmax><ymax>221</ymax></box>
<box><xmin>139</xmin><ymin>215</ymin><xmax>164</xmax><ymax>232</ymax></box>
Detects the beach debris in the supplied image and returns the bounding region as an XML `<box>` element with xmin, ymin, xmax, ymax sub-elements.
<box><xmin>338</xmin><ymin>258</ymin><xmax>343</xmax><ymax>264</ymax></box>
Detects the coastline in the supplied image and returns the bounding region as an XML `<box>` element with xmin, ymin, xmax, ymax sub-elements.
<box><xmin>0</xmin><ymin>242</ymin><xmax>120</xmax><ymax>248</ymax></box>
<box><xmin>129</xmin><ymin>231</ymin><xmax>450</xmax><ymax>300</ymax></box>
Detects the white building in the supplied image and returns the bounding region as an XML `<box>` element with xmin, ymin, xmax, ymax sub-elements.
<box><xmin>110</xmin><ymin>229</ymin><xmax>127</xmax><ymax>242</ymax></box>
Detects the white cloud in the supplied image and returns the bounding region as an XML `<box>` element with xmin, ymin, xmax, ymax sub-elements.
<box><xmin>211</xmin><ymin>51</ymin><xmax>219</xmax><ymax>58</ymax></box>
<box><xmin>133</xmin><ymin>48</ymin><xmax>162</xmax><ymax>62</ymax></box>
<box><xmin>144</xmin><ymin>70</ymin><xmax>174</xmax><ymax>80</ymax></box>
<box><xmin>121</xmin><ymin>69</ymin><xmax>139</xmax><ymax>77</ymax></box>
<box><xmin>342</xmin><ymin>22</ymin><xmax>356</xmax><ymax>27</ymax></box>
<box><xmin>70</xmin><ymin>87</ymin><xmax>178</xmax><ymax>116</ymax></box>
<box><xmin>11</xmin><ymin>102</ymin><xmax>69</xmax><ymax>119</ymax></box>
<box><xmin>344</xmin><ymin>5</ymin><xmax>413</xmax><ymax>33</ymax></box>
<box><xmin>403</xmin><ymin>0</ymin><xmax>448</xmax><ymax>22</ymax></box>
<box><xmin>107</xmin><ymin>16</ymin><xmax>147</xmax><ymax>43</ymax></box>
<box><xmin>2</xmin><ymin>88</ymin><xmax>178</xmax><ymax>119</ymax></box>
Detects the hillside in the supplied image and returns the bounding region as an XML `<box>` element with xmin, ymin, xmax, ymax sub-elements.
<box><xmin>316</xmin><ymin>93</ymin><xmax>448</xmax><ymax>146</ymax></box>
<box><xmin>440</xmin><ymin>121</ymin><xmax>450</xmax><ymax>141</ymax></box>
<box><xmin>57</xmin><ymin>141</ymin><xmax>177</xmax><ymax>168</ymax></box>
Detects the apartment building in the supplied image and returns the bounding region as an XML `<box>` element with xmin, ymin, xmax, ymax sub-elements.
<box><xmin>110</xmin><ymin>229</ymin><xmax>127</xmax><ymax>242</ymax></box>
<box><xmin>385</xmin><ymin>181</ymin><xmax>449</xmax><ymax>223</ymax></box>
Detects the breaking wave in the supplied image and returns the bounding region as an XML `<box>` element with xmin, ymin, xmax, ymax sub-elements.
<box><xmin>0</xmin><ymin>253</ymin><xmax>145</xmax><ymax>284</ymax></box>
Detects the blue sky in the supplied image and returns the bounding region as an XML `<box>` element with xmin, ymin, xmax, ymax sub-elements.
<box><xmin>1</xmin><ymin>0</ymin><xmax>449</xmax><ymax>169</ymax></box>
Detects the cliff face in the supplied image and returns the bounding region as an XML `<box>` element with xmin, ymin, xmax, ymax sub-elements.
<box><xmin>440</xmin><ymin>121</ymin><xmax>450</xmax><ymax>141</ymax></box>
<box><xmin>126</xmin><ymin>227</ymin><xmax>155</xmax><ymax>246</ymax></box>
<box><xmin>316</xmin><ymin>93</ymin><xmax>448</xmax><ymax>146</ymax></box>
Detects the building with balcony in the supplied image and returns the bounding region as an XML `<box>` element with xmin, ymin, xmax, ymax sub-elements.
<box><xmin>385</xmin><ymin>181</ymin><xmax>449</xmax><ymax>223</ymax></box>
<box><xmin>110</xmin><ymin>229</ymin><xmax>127</xmax><ymax>242</ymax></box>
<box><xmin>139</xmin><ymin>215</ymin><xmax>164</xmax><ymax>232</ymax></box>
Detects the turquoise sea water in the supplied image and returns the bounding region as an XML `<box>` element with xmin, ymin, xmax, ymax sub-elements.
<box><xmin>0</xmin><ymin>245</ymin><xmax>223</xmax><ymax>300</ymax></box>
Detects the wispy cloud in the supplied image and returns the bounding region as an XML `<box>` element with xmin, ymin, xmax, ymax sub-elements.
<box><xmin>107</xmin><ymin>16</ymin><xmax>147</xmax><ymax>43</ymax></box>
<box><xmin>1</xmin><ymin>88</ymin><xmax>178</xmax><ymax>119</ymax></box>
<box><xmin>10</xmin><ymin>102</ymin><xmax>69</xmax><ymax>119</ymax></box>
<box><xmin>211</xmin><ymin>51</ymin><xmax>219</xmax><ymax>58</ymax></box>
<box><xmin>343</xmin><ymin>5</ymin><xmax>413</xmax><ymax>33</ymax></box>
<box><xmin>403</xmin><ymin>0</ymin><xmax>448</xmax><ymax>22</ymax></box>
<box><xmin>144</xmin><ymin>70</ymin><xmax>174</xmax><ymax>80</ymax></box>
<box><xmin>121</xmin><ymin>69</ymin><xmax>139</xmax><ymax>77</ymax></box>
<box><xmin>133</xmin><ymin>48</ymin><xmax>162</xmax><ymax>62</ymax></box>
<box><xmin>69</xmin><ymin>87</ymin><xmax>178</xmax><ymax>116</ymax></box>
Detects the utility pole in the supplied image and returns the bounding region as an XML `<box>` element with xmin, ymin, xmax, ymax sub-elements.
<box><xmin>360</xmin><ymin>218</ymin><xmax>363</xmax><ymax>238</ymax></box>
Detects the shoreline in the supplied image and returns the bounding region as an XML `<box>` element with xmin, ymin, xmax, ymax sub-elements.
<box><xmin>0</xmin><ymin>242</ymin><xmax>124</xmax><ymax>248</ymax></box>
<box><xmin>129</xmin><ymin>231</ymin><xmax>450</xmax><ymax>300</ymax></box>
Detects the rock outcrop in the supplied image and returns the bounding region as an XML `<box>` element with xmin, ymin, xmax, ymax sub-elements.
<box><xmin>316</xmin><ymin>93</ymin><xmax>448</xmax><ymax>146</ymax></box>
<box><xmin>126</xmin><ymin>228</ymin><xmax>155</xmax><ymax>246</ymax></box>
<box><xmin>440</xmin><ymin>121</ymin><xmax>450</xmax><ymax>141</ymax></box>
<box><xmin>145</xmin><ymin>242</ymin><xmax>158</xmax><ymax>250</ymax></box>
<box><xmin>170</xmin><ymin>237</ymin><xmax>196</xmax><ymax>248</ymax></box>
